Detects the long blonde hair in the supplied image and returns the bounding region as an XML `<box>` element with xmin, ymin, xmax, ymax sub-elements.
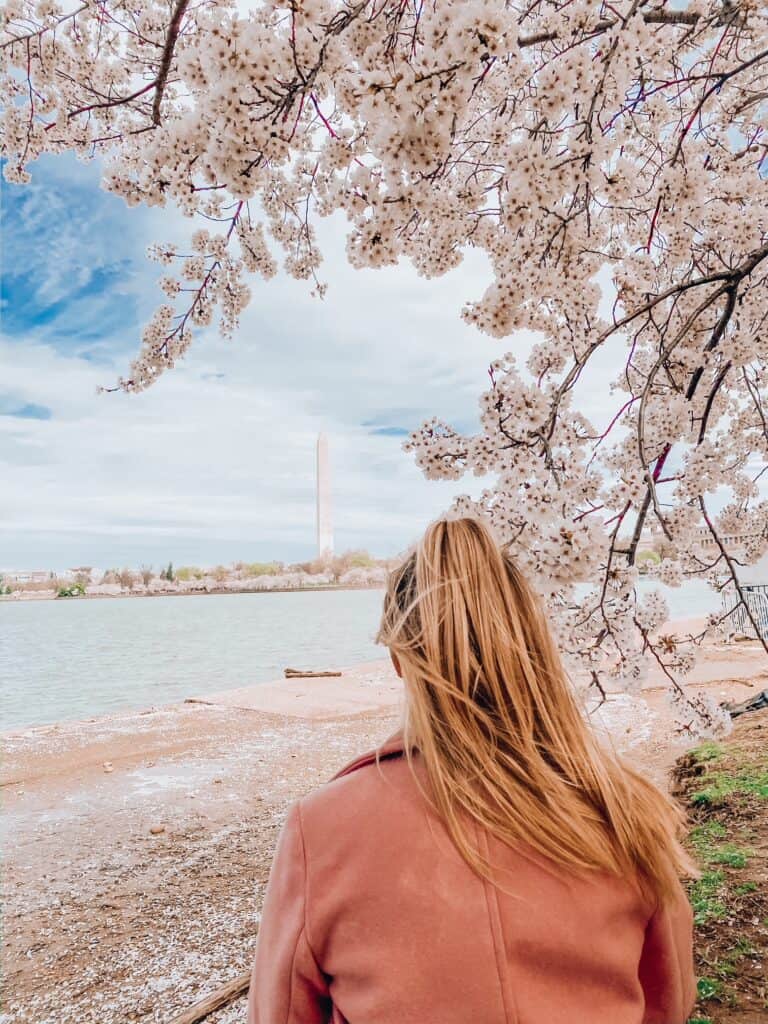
<box><xmin>377</xmin><ymin>516</ymin><xmax>695</xmax><ymax>904</ymax></box>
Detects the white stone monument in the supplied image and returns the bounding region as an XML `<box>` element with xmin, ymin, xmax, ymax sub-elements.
<box><xmin>316</xmin><ymin>433</ymin><xmax>334</xmax><ymax>557</ymax></box>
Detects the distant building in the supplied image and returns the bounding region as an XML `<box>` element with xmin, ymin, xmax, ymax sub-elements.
<box><xmin>692</xmin><ymin>526</ymin><xmax>767</xmax><ymax>585</ymax></box>
<box><xmin>69</xmin><ymin>566</ymin><xmax>94</xmax><ymax>579</ymax></box>
<box><xmin>316</xmin><ymin>433</ymin><xmax>334</xmax><ymax>557</ymax></box>
<box><xmin>693</xmin><ymin>525</ymin><xmax>759</xmax><ymax>552</ymax></box>
<box><xmin>2</xmin><ymin>570</ymin><xmax>53</xmax><ymax>583</ymax></box>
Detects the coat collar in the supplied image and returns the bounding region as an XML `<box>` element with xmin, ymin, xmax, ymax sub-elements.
<box><xmin>331</xmin><ymin>731</ymin><xmax>407</xmax><ymax>780</ymax></box>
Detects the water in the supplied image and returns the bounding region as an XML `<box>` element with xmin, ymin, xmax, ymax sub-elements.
<box><xmin>0</xmin><ymin>590</ymin><xmax>386</xmax><ymax>731</ymax></box>
<box><xmin>0</xmin><ymin>580</ymin><xmax>720</xmax><ymax>731</ymax></box>
<box><xmin>584</xmin><ymin>576</ymin><xmax>719</xmax><ymax>620</ymax></box>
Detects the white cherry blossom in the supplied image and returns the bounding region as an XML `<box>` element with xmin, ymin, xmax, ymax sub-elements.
<box><xmin>3</xmin><ymin>0</ymin><xmax>767</xmax><ymax>733</ymax></box>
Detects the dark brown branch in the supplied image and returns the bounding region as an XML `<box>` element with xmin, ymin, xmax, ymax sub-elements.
<box><xmin>671</xmin><ymin>46</ymin><xmax>768</xmax><ymax>165</ymax></box>
<box><xmin>742</xmin><ymin>368</ymin><xmax>768</xmax><ymax>441</ymax></box>
<box><xmin>518</xmin><ymin>7</ymin><xmax>702</xmax><ymax>47</ymax></box>
<box><xmin>545</xmin><ymin>241</ymin><xmax>768</xmax><ymax>443</ymax></box>
<box><xmin>633</xmin><ymin>617</ymin><xmax>687</xmax><ymax>696</ymax></box>
<box><xmin>697</xmin><ymin>360</ymin><xmax>732</xmax><ymax>443</ymax></box>
<box><xmin>686</xmin><ymin>285</ymin><xmax>738</xmax><ymax>400</ymax></box>
<box><xmin>699</xmin><ymin>496</ymin><xmax>768</xmax><ymax>655</ymax></box>
<box><xmin>169</xmin><ymin>972</ymin><xmax>250</xmax><ymax>1024</ymax></box>
<box><xmin>152</xmin><ymin>0</ymin><xmax>190</xmax><ymax>125</ymax></box>
<box><xmin>644</xmin><ymin>10</ymin><xmax>701</xmax><ymax>26</ymax></box>
<box><xmin>67</xmin><ymin>80</ymin><xmax>156</xmax><ymax>120</ymax></box>
<box><xmin>61</xmin><ymin>0</ymin><xmax>189</xmax><ymax>125</ymax></box>
<box><xmin>631</xmin><ymin>280</ymin><xmax>741</xmax><ymax>557</ymax></box>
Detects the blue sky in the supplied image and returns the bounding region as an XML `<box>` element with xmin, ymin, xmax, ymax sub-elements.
<box><xmin>1</xmin><ymin>154</ymin><xmax>528</xmax><ymax>571</ymax></box>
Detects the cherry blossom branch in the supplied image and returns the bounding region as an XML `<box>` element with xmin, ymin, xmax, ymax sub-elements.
<box><xmin>0</xmin><ymin>4</ymin><xmax>88</xmax><ymax>49</ymax></box>
<box><xmin>699</xmin><ymin>496</ymin><xmax>768</xmax><ymax>655</ymax></box>
<box><xmin>151</xmin><ymin>0</ymin><xmax>190</xmax><ymax>125</ymax></box>
<box><xmin>517</xmin><ymin>6</ymin><xmax>702</xmax><ymax>48</ymax></box>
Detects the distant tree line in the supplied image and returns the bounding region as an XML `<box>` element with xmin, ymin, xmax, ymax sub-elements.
<box><xmin>2</xmin><ymin>550</ymin><xmax>396</xmax><ymax>595</ymax></box>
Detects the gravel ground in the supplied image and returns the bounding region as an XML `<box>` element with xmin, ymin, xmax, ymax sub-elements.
<box><xmin>3</xmin><ymin>702</ymin><xmax>399</xmax><ymax>1024</ymax></box>
<box><xmin>3</xmin><ymin>651</ymin><xmax>766</xmax><ymax>1024</ymax></box>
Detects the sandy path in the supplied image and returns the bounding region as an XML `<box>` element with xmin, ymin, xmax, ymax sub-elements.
<box><xmin>3</xmin><ymin>642</ymin><xmax>767</xmax><ymax>1024</ymax></box>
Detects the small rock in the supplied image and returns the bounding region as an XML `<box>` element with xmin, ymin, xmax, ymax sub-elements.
<box><xmin>213</xmin><ymin>778</ymin><xmax>223</xmax><ymax>784</ymax></box>
<box><xmin>149</xmin><ymin>825</ymin><xmax>165</xmax><ymax>835</ymax></box>
<box><xmin>103</xmin><ymin>762</ymin><xmax>114</xmax><ymax>773</ymax></box>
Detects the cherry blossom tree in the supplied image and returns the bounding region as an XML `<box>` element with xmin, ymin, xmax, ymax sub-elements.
<box><xmin>3</xmin><ymin>0</ymin><xmax>767</xmax><ymax>733</ymax></box>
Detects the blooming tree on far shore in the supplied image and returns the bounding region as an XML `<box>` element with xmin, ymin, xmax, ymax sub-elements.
<box><xmin>3</xmin><ymin>0</ymin><xmax>767</xmax><ymax>734</ymax></box>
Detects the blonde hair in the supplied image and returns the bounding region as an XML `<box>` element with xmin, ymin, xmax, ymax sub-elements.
<box><xmin>377</xmin><ymin>516</ymin><xmax>696</xmax><ymax>904</ymax></box>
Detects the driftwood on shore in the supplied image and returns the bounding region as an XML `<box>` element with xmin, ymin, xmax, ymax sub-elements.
<box><xmin>723</xmin><ymin>688</ymin><xmax>768</xmax><ymax>718</ymax></box>
<box><xmin>284</xmin><ymin>667</ymin><xmax>342</xmax><ymax>678</ymax></box>
<box><xmin>170</xmin><ymin>972</ymin><xmax>251</xmax><ymax>1024</ymax></box>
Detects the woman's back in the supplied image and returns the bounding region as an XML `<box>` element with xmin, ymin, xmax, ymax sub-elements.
<box><xmin>247</xmin><ymin>517</ymin><xmax>697</xmax><ymax>1023</ymax></box>
<box><xmin>248</xmin><ymin>735</ymin><xmax>696</xmax><ymax>1024</ymax></box>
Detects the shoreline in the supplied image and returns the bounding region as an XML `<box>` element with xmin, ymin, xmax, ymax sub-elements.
<box><xmin>1</xmin><ymin>657</ymin><xmax>400</xmax><ymax>739</ymax></box>
<box><xmin>0</xmin><ymin>582</ymin><xmax>385</xmax><ymax>603</ymax></box>
<box><xmin>5</xmin><ymin>614</ymin><xmax>766</xmax><ymax>739</ymax></box>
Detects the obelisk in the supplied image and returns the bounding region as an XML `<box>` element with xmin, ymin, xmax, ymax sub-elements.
<box><xmin>316</xmin><ymin>433</ymin><xmax>334</xmax><ymax>557</ymax></box>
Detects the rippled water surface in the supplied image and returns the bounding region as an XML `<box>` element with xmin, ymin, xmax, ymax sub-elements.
<box><xmin>1</xmin><ymin>580</ymin><xmax>719</xmax><ymax>730</ymax></box>
<box><xmin>1</xmin><ymin>590</ymin><xmax>385</xmax><ymax>730</ymax></box>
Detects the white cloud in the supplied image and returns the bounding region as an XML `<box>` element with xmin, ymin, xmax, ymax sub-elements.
<box><xmin>5</xmin><ymin>160</ymin><xmax>708</xmax><ymax>572</ymax></box>
<box><xmin>1</xmin><ymin>205</ymin><xmax>511</xmax><ymax>569</ymax></box>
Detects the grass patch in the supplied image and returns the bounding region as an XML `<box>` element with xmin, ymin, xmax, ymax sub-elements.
<box><xmin>689</xmin><ymin>870</ymin><xmax>728</xmax><ymax>926</ymax></box>
<box><xmin>709</xmin><ymin>844</ymin><xmax>751</xmax><ymax>869</ymax></box>
<box><xmin>690</xmin><ymin>823</ymin><xmax>754</xmax><ymax>869</ymax></box>
<box><xmin>690</xmin><ymin>741</ymin><xmax>724</xmax><ymax>764</ymax></box>
<box><xmin>675</xmin><ymin>709</ymin><xmax>768</xmax><ymax>1023</ymax></box>
<box><xmin>697</xmin><ymin>976</ymin><xmax>723</xmax><ymax>1001</ymax></box>
<box><xmin>734</xmin><ymin>881</ymin><xmax>758</xmax><ymax>896</ymax></box>
<box><xmin>691</xmin><ymin>765</ymin><xmax>768</xmax><ymax>806</ymax></box>
<box><xmin>709</xmin><ymin>939</ymin><xmax>757</xmax><ymax>984</ymax></box>
<box><xmin>689</xmin><ymin>821</ymin><xmax>727</xmax><ymax>857</ymax></box>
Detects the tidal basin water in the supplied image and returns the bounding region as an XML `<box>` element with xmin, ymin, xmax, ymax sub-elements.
<box><xmin>1</xmin><ymin>589</ymin><xmax>386</xmax><ymax>730</ymax></box>
<box><xmin>2</xmin><ymin>580</ymin><xmax>719</xmax><ymax>730</ymax></box>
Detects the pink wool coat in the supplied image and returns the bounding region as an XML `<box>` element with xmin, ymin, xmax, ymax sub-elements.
<box><xmin>248</xmin><ymin>735</ymin><xmax>696</xmax><ymax>1024</ymax></box>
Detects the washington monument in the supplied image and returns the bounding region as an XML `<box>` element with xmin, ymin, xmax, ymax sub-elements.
<box><xmin>316</xmin><ymin>433</ymin><xmax>334</xmax><ymax>557</ymax></box>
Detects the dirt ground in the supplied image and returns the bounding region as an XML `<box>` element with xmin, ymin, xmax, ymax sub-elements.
<box><xmin>2</xmin><ymin>657</ymin><xmax>767</xmax><ymax>1024</ymax></box>
<box><xmin>673</xmin><ymin>709</ymin><xmax>768</xmax><ymax>1024</ymax></box>
<box><xmin>2</xmin><ymin>702</ymin><xmax>402</xmax><ymax>1024</ymax></box>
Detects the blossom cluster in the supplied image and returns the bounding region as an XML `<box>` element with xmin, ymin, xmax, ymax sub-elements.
<box><xmin>3</xmin><ymin>0</ymin><xmax>767</xmax><ymax>734</ymax></box>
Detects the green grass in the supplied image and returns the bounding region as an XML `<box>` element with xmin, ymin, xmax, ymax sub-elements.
<box><xmin>697</xmin><ymin>976</ymin><xmax>722</xmax><ymax>1001</ymax></box>
<box><xmin>690</xmin><ymin>741</ymin><xmax>724</xmax><ymax>764</ymax></box>
<box><xmin>689</xmin><ymin>820</ymin><xmax>727</xmax><ymax>855</ymax></box>
<box><xmin>734</xmin><ymin>881</ymin><xmax>758</xmax><ymax>895</ymax></box>
<box><xmin>708</xmin><ymin>939</ymin><xmax>757</xmax><ymax>983</ymax></box>
<box><xmin>690</xmin><ymin>870</ymin><xmax>728</xmax><ymax>926</ymax></box>
<box><xmin>689</xmin><ymin>821</ymin><xmax>752</xmax><ymax>870</ymax></box>
<box><xmin>709</xmin><ymin>843</ymin><xmax>751</xmax><ymax>868</ymax></box>
<box><xmin>691</xmin><ymin>765</ymin><xmax>768</xmax><ymax>806</ymax></box>
<box><xmin>730</xmin><ymin>937</ymin><xmax>755</xmax><ymax>957</ymax></box>
<box><xmin>684</xmin><ymin>725</ymin><xmax>766</xmax><ymax>1024</ymax></box>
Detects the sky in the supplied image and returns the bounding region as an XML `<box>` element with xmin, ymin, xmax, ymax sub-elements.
<box><xmin>5</xmin><ymin>150</ymin><xmax>757</xmax><ymax>574</ymax></box>
<box><xmin>2</xmin><ymin>153</ymin><xmax>529</xmax><ymax>571</ymax></box>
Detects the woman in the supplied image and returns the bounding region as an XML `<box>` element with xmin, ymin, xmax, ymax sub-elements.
<box><xmin>248</xmin><ymin>517</ymin><xmax>697</xmax><ymax>1024</ymax></box>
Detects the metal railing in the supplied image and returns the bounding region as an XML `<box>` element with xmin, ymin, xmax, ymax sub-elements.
<box><xmin>722</xmin><ymin>583</ymin><xmax>768</xmax><ymax>642</ymax></box>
